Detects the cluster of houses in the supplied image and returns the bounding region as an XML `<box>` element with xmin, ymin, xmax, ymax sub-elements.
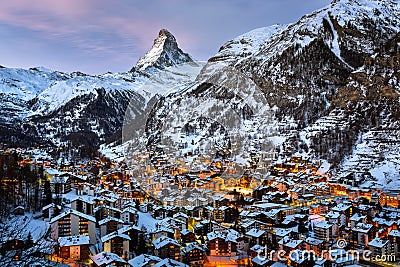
<box><xmin>5</xmin><ymin>148</ymin><xmax>400</xmax><ymax>267</ymax></box>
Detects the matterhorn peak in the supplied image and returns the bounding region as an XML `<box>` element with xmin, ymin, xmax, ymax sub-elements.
<box><xmin>134</xmin><ymin>29</ymin><xmax>194</xmax><ymax>71</ymax></box>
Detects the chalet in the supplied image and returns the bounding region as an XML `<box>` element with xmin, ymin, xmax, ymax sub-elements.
<box><xmin>373</xmin><ymin>217</ymin><xmax>396</xmax><ymax>237</ymax></box>
<box><xmin>181</xmin><ymin>229</ymin><xmax>196</xmax><ymax>244</ymax></box>
<box><xmin>368</xmin><ymin>237</ymin><xmax>392</xmax><ymax>258</ymax></box>
<box><xmin>152</xmin><ymin>236</ymin><xmax>181</xmax><ymax>261</ymax></box>
<box><xmin>210</xmin><ymin>196</ymin><xmax>229</xmax><ymax>208</ymax></box>
<box><xmin>278</xmin><ymin>236</ymin><xmax>303</xmax><ymax>254</ymax></box>
<box><xmin>246</xmin><ymin>228</ymin><xmax>267</xmax><ymax>247</ymax></box>
<box><xmin>324</xmin><ymin>212</ymin><xmax>341</xmax><ymax>236</ymax></box>
<box><xmin>193</xmin><ymin>220</ymin><xmax>212</xmax><ymax>237</ymax></box>
<box><xmin>181</xmin><ymin>242</ymin><xmax>205</xmax><ymax>266</ymax></box>
<box><xmin>71</xmin><ymin>196</ymin><xmax>94</xmax><ymax>215</ymax></box>
<box><xmin>173</xmin><ymin>212</ymin><xmax>189</xmax><ymax>225</ymax></box>
<box><xmin>349</xmin><ymin>213</ymin><xmax>367</xmax><ymax>228</ymax></box>
<box><xmin>207</xmin><ymin>230</ymin><xmax>239</xmax><ymax>257</ymax></box>
<box><xmin>289</xmin><ymin>186</ymin><xmax>304</xmax><ymax>200</ymax></box>
<box><xmin>66</xmin><ymin>173</ymin><xmax>89</xmax><ymax>186</ymax></box>
<box><xmin>50</xmin><ymin>175</ymin><xmax>71</xmax><ymax>194</ymax></box>
<box><xmin>254</xmin><ymin>185</ymin><xmax>279</xmax><ymax>200</ymax></box>
<box><xmin>102</xmin><ymin>230</ymin><xmax>131</xmax><ymax>260</ymax></box>
<box><xmin>99</xmin><ymin>216</ymin><xmax>124</xmax><ymax>237</ymax></box>
<box><xmin>57</xmin><ymin>235</ymin><xmax>90</xmax><ymax>261</ymax></box>
<box><xmin>95</xmin><ymin>205</ymin><xmax>121</xmax><ymax>221</ymax></box>
<box><xmin>50</xmin><ymin>209</ymin><xmax>96</xmax><ymax>244</ymax></box>
<box><xmin>351</xmin><ymin>223</ymin><xmax>375</xmax><ymax>247</ymax></box>
<box><xmin>273</xmin><ymin>228</ymin><xmax>292</xmax><ymax>244</ymax></box>
<box><xmin>304</xmin><ymin>237</ymin><xmax>325</xmax><ymax>257</ymax></box>
<box><xmin>122</xmin><ymin>206</ymin><xmax>138</xmax><ymax>225</ymax></box>
<box><xmin>42</xmin><ymin>203</ymin><xmax>61</xmax><ymax>221</ymax></box>
<box><xmin>388</xmin><ymin>230</ymin><xmax>400</xmax><ymax>256</ymax></box>
<box><xmin>118</xmin><ymin>225</ymin><xmax>144</xmax><ymax>258</ymax></box>
<box><xmin>314</xmin><ymin>221</ymin><xmax>334</xmax><ymax>242</ymax></box>
<box><xmin>325</xmin><ymin>249</ymin><xmax>358</xmax><ymax>267</ymax></box>
<box><xmin>150</xmin><ymin>225</ymin><xmax>175</xmax><ymax>242</ymax></box>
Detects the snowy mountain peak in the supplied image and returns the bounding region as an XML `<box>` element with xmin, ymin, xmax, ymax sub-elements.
<box><xmin>134</xmin><ymin>29</ymin><xmax>194</xmax><ymax>71</ymax></box>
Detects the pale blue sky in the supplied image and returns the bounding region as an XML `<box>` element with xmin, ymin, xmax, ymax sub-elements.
<box><xmin>0</xmin><ymin>0</ymin><xmax>331</xmax><ymax>74</ymax></box>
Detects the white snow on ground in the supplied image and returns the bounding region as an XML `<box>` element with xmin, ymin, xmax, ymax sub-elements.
<box><xmin>137</xmin><ymin>211</ymin><xmax>160</xmax><ymax>232</ymax></box>
<box><xmin>324</xmin><ymin>14</ymin><xmax>353</xmax><ymax>69</ymax></box>
<box><xmin>99</xmin><ymin>142</ymin><xmax>127</xmax><ymax>162</ymax></box>
<box><xmin>217</xmin><ymin>24</ymin><xmax>288</xmax><ymax>58</ymax></box>
<box><xmin>0</xmin><ymin>67</ymin><xmax>66</xmax><ymax>101</ymax></box>
<box><xmin>340</xmin><ymin>127</ymin><xmax>400</xmax><ymax>190</ymax></box>
<box><xmin>317</xmin><ymin>160</ymin><xmax>331</xmax><ymax>175</ymax></box>
<box><xmin>2</xmin><ymin>214</ymin><xmax>49</xmax><ymax>243</ymax></box>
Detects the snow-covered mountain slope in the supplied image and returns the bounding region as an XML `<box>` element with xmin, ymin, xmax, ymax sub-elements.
<box><xmin>133</xmin><ymin>0</ymin><xmax>400</xmax><ymax>180</ymax></box>
<box><xmin>0</xmin><ymin>67</ymin><xmax>68</xmax><ymax>121</ymax></box>
<box><xmin>0</xmin><ymin>66</ymin><xmax>67</xmax><ymax>101</ymax></box>
<box><xmin>135</xmin><ymin>29</ymin><xmax>194</xmax><ymax>71</ymax></box>
<box><xmin>0</xmin><ymin>29</ymin><xmax>200</xmax><ymax>149</ymax></box>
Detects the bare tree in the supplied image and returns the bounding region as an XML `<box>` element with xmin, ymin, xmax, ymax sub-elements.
<box><xmin>0</xmin><ymin>212</ymin><xmax>62</xmax><ymax>267</ymax></box>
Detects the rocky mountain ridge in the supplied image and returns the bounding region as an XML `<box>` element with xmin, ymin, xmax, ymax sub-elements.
<box><xmin>134</xmin><ymin>0</ymin><xmax>400</xmax><ymax>188</ymax></box>
<box><xmin>0</xmin><ymin>29</ymin><xmax>199</xmax><ymax>153</ymax></box>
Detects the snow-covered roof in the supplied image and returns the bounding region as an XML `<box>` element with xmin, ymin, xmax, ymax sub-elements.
<box><xmin>122</xmin><ymin>206</ymin><xmax>138</xmax><ymax>214</ymax></box>
<box><xmin>181</xmin><ymin>242</ymin><xmax>204</xmax><ymax>254</ymax></box>
<box><xmin>181</xmin><ymin>229</ymin><xmax>193</xmax><ymax>235</ymax></box>
<box><xmin>50</xmin><ymin>209</ymin><xmax>96</xmax><ymax>224</ymax></box>
<box><xmin>332</xmin><ymin>203</ymin><xmax>351</xmax><ymax>212</ymax></box>
<box><xmin>275</xmin><ymin>228</ymin><xmax>292</xmax><ymax>237</ymax></box>
<box><xmin>271</xmin><ymin>262</ymin><xmax>289</xmax><ymax>267</ymax></box>
<box><xmin>305</xmin><ymin>237</ymin><xmax>324</xmax><ymax>246</ymax></box>
<box><xmin>350</xmin><ymin>213</ymin><xmax>366</xmax><ymax>222</ymax></box>
<box><xmin>98</xmin><ymin>216</ymin><xmax>124</xmax><ymax>225</ymax></box>
<box><xmin>252</xmin><ymin>255</ymin><xmax>271</xmax><ymax>265</ymax></box>
<box><xmin>369</xmin><ymin>237</ymin><xmax>389</xmax><ymax>248</ymax></box>
<box><xmin>128</xmin><ymin>254</ymin><xmax>162</xmax><ymax>267</ymax></box>
<box><xmin>352</xmin><ymin>223</ymin><xmax>373</xmax><ymax>233</ymax></box>
<box><xmin>58</xmin><ymin>235</ymin><xmax>90</xmax><ymax>247</ymax></box>
<box><xmin>173</xmin><ymin>212</ymin><xmax>189</xmax><ymax>219</ymax></box>
<box><xmin>152</xmin><ymin>258</ymin><xmax>189</xmax><ymax>267</ymax></box>
<box><xmin>101</xmin><ymin>231</ymin><xmax>131</xmax><ymax>243</ymax></box>
<box><xmin>71</xmin><ymin>195</ymin><xmax>95</xmax><ymax>204</ymax></box>
<box><xmin>91</xmin><ymin>252</ymin><xmax>126</xmax><ymax>266</ymax></box>
<box><xmin>207</xmin><ymin>229</ymin><xmax>242</xmax><ymax>243</ymax></box>
<box><xmin>152</xmin><ymin>236</ymin><xmax>180</xmax><ymax>249</ymax></box>
<box><xmin>314</xmin><ymin>220</ymin><xmax>333</xmax><ymax>229</ymax></box>
<box><xmin>325</xmin><ymin>211</ymin><xmax>340</xmax><ymax>219</ymax></box>
<box><xmin>246</xmin><ymin>228</ymin><xmax>266</xmax><ymax>238</ymax></box>
<box><xmin>42</xmin><ymin>203</ymin><xmax>55</xmax><ymax>211</ymax></box>
<box><xmin>278</xmin><ymin>236</ymin><xmax>302</xmax><ymax>248</ymax></box>
<box><xmin>389</xmin><ymin>230</ymin><xmax>400</xmax><ymax>237</ymax></box>
<box><xmin>45</xmin><ymin>168</ymin><xmax>65</xmax><ymax>176</ymax></box>
<box><xmin>50</xmin><ymin>176</ymin><xmax>69</xmax><ymax>184</ymax></box>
